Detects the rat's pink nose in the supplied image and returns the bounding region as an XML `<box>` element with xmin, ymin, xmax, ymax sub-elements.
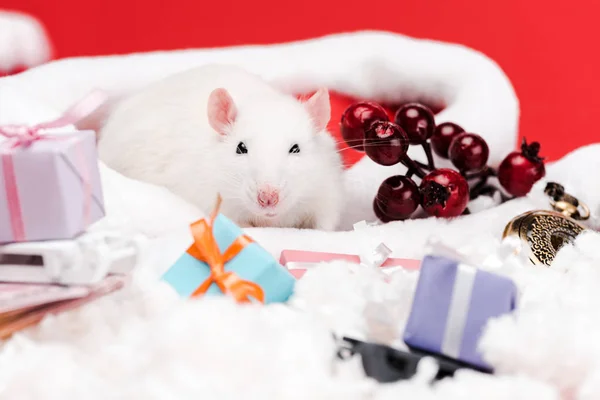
<box><xmin>257</xmin><ymin>188</ymin><xmax>280</xmax><ymax>208</ymax></box>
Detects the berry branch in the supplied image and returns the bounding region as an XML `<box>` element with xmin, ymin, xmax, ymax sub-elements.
<box><xmin>463</xmin><ymin>166</ymin><xmax>496</xmax><ymax>181</ymax></box>
<box><xmin>400</xmin><ymin>155</ymin><xmax>427</xmax><ymax>179</ymax></box>
<box><xmin>463</xmin><ymin>167</ymin><xmax>497</xmax><ymax>199</ymax></box>
<box><xmin>468</xmin><ymin>178</ymin><xmax>494</xmax><ymax>200</ymax></box>
<box><xmin>414</xmin><ymin>160</ymin><xmax>432</xmax><ymax>171</ymax></box>
<box><xmin>340</xmin><ymin>101</ymin><xmax>547</xmax><ymax>222</ymax></box>
<box><xmin>419</xmin><ymin>126</ymin><xmax>436</xmax><ymax>170</ymax></box>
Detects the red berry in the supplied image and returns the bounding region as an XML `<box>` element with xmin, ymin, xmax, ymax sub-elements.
<box><xmin>420</xmin><ymin>169</ymin><xmax>469</xmax><ymax>217</ymax></box>
<box><xmin>394</xmin><ymin>103</ymin><xmax>436</xmax><ymax>145</ymax></box>
<box><xmin>374</xmin><ymin>175</ymin><xmax>420</xmax><ymax>221</ymax></box>
<box><xmin>373</xmin><ymin>199</ymin><xmax>393</xmax><ymax>223</ymax></box>
<box><xmin>498</xmin><ymin>139</ymin><xmax>546</xmax><ymax>197</ymax></box>
<box><xmin>448</xmin><ymin>133</ymin><xmax>489</xmax><ymax>172</ymax></box>
<box><xmin>364</xmin><ymin>121</ymin><xmax>409</xmax><ymax>166</ymax></box>
<box><xmin>340</xmin><ymin>102</ymin><xmax>389</xmax><ymax>151</ymax></box>
<box><xmin>431</xmin><ymin>122</ymin><xmax>465</xmax><ymax>158</ymax></box>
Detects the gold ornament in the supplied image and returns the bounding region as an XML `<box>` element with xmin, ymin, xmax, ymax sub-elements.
<box><xmin>502</xmin><ymin>182</ymin><xmax>590</xmax><ymax>266</ymax></box>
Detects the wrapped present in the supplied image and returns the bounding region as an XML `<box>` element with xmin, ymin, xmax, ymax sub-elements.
<box><xmin>337</xmin><ymin>336</ymin><xmax>482</xmax><ymax>383</ymax></box>
<box><xmin>0</xmin><ymin>91</ymin><xmax>107</xmax><ymax>243</ymax></box>
<box><xmin>162</xmin><ymin>196</ymin><xmax>295</xmax><ymax>304</ymax></box>
<box><xmin>279</xmin><ymin>249</ymin><xmax>421</xmax><ymax>279</ymax></box>
<box><xmin>403</xmin><ymin>255</ymin><xmax>517</xmax><ymax>371</ymax></box>
<box><xmin>280</xmin><ymin>221</ymin><xmax>420</xmax><ymax>279</ymax></box>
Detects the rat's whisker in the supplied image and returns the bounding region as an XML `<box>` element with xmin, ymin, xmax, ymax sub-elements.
<box><xmin>336</xmin><ymin>142</ymin><xmax>411</xmax><ymax>153</ymax></box>
<box><xmin>374</xmin><ymin>195</ymin><xmax>390</xmax><ymax>204</ymax></box>
<box><xmin>332</xmin><ymin>139</ymin><xmax>367</xmax><ymax>144</ymax></box>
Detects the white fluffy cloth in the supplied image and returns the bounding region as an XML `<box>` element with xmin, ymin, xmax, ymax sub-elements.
<box><xmin>0</xmin><ymin>11</ymin><xmax>51</xmax><ymax>71</ymax></box>
<box><xmin>0</xmin><ymin>32</ymin><xmax>597</xmax><ymax>399</ymax></box>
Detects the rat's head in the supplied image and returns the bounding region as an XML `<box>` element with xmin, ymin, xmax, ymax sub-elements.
<box><xmin>207</xmin><ymin>87</ymin><xmax>341</xmax><ymax>223</ymax></box>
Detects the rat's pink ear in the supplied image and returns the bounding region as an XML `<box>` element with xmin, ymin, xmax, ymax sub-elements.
<box><xmin>304</xmin><ymin>88</ymin><xmax>331</xmax><ymax>132</ymax></box>
<box><xmin>207</xmin><ymin>88</ymin><xmax>238</xmax><ymax>136</ymax></box>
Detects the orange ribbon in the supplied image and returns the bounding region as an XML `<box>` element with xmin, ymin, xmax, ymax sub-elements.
<box><xmin>187</xmin><ymin>195</ymin><xmax>265</xmax><ymax>304</ymax></box>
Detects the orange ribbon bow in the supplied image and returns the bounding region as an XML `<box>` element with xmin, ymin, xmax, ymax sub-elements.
<box><xmin>187</xmin><ymin>195</ymin><xmax>265</xmax><ymax>304</ymax></box>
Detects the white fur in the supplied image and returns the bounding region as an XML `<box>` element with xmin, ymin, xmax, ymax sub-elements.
<box><xmin>98</xmin><ymin>64</ymin><xmax>344</xmax><ymax>230</ymax></box>
<box><xmin>0</xmin><ymin>11</ymin><xmax>51</xmax><ymax>71</ymax></box>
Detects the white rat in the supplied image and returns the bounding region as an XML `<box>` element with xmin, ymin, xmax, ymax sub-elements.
<box><xmin>98</xmin><ymin>64</ymin><xmax>344</xmax><ymax>230</ymax></box>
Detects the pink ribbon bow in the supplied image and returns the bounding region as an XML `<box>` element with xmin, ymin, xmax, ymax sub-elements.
<box><xmin>0</xmin><ymin>90</ymin><xmax>107</xmax><ymax>148</ymax></box>
<box><xmin>1</xmin><ymin>90</ymin><xmax>108</xmax><ymax>242</ymax></box>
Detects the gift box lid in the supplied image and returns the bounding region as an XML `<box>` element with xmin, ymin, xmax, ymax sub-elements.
<box><xmin>280</xmin><ymin>249</ymin><xmax>421</xmax><ymax>269</ymax></box>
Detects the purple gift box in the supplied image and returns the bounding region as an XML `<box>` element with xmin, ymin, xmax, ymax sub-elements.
<box><xmin>403</xmin><ymin>255</ymin><xmax>517</xmax><ymax>370</ymax></box>
<box><xmin>0</xmin><ymin>130</ymin><xmax>105</xmax><ymax>243</ymax></box>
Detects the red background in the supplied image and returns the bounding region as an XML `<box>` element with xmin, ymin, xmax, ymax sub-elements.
<box><xmin>4</xmin><ymin>0</ymin><xmax>600</xmax><ymax>164</ymax></box>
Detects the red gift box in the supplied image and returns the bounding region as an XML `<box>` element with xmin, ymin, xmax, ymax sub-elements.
<box><xmin>279</xmin><ymin>250</ymin><xmax>421</xmax><ymax>279</ymax></box>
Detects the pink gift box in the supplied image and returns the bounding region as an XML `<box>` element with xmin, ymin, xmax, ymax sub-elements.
<box><xmin>279</xmin><ymin>250</ymin><xmax>421</xmax><ymax>279</ymax></box>
<box><xmin>0</xmin><ymin>130</ymin><xmax>105</xmax><ymax>243</ymax></box>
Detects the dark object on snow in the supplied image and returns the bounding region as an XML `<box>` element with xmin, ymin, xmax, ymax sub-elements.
<box><xmin>336</xmin><ymin>337</ymin><xmax>489</xmax><ymax>383</ymax></box>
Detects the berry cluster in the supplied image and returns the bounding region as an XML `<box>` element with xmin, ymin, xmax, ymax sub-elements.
<box><xmin>340</xmin><ymin>101</ymin><xmax>546</xmax><ymax>221</ymax></box>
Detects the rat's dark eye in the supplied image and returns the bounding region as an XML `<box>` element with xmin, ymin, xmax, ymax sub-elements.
<box><xmin>289</xmin><ymin>144</ymin><xmax>300</xmax><ymax>154</ymax></box>
<box><xmin>236</xmin><ymin>142</ymin><xmax>248</xmax><ymax>155</ymax></box>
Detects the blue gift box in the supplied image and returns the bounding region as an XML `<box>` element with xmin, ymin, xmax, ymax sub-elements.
<box><xmin>161</xmin><ymin>214</ymin><xmax>295</xmax><ymax>304</ymax></box>
<box><xmin>403</xmin><ymin>255</ymin><xmax>517</xmax><ymax>370</ymax></box>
